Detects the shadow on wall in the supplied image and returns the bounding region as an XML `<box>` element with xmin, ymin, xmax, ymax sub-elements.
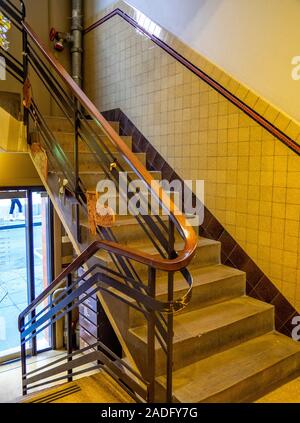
<box><xmin>0</xmin><ymin>92</ymin><xmax>21</xmax><ymax>120</ymax></box>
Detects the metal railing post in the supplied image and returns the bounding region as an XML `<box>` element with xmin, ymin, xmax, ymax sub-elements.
<box><xmin>20</xmin><ymin>317</ymin><xmax>27</xmax><ymax>395</ymax></box>
<box><xmin>166</xmin><ymin>217</ymin><xmax>175</xmax><ymax>403</ymax></box>
<box><xmin>66</xmin><ymin>273</ymin><xmax>73</xmax><ymax>382</ymax></box>
<box><xmin>20</xmin><ymin>1</ymin><xmax>29</xmax><ymax>141</ymax></box>
<box><xmin>147</xmin><ymin>266</ymin><xmax>156</xmax><ymax>403</ymax></box>
<box><xmin>74</xmin><ymin>97</ymin><xmax>81</xmax><ymax>243</ymax></box>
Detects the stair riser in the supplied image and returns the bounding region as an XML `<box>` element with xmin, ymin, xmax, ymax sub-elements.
<box><xmin>81</xmin><ymin>221</ymin><xmax>177</xmax><ymax>245</ymax></box>
<box><xmin>129</xmin><ymin>308</ymin><xmax>274</xmax><ymax>377</ymax></box>
<box><xmin>46</xmin><ymin>118</ymin><xmax>120</xmax><ymax>134</ymax></box>
<box><xmin>54</xmin><ymin>133</ymin><xmax>132</xmax><ymax>152</ymax></box>
<box><xmin>66</xmin><ymin>153</ymin><xmax>147</xmax><ymax>171</ymax></box>
<box><xmin>80</xmin><ymin>213</ymin><xmax>181</xmax><ymax>245</ymax></box>
<box><xmin>81</xmin><ymin>171</ymin><xmax>162</xmax><ymax>191</ymax></box>
<box><xmin>128</xmin><ymin>273</ymin><xmax>246</xmax><ymax>328</ymax></box>
<box><xmin>91</xmin><ymin>241</ymin><xmax>221</xmax><ymax>281</ymax></box>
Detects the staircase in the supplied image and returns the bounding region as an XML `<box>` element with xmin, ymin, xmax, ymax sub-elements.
<box><xmin>33</xmin><ymin>114</ymin><xmax>299</xmax><ymax>403</ymax></box>
<box><xmin>1</xmin><ymin>0</ymin><xmax>300</xmax><ymax>403</ymax></box>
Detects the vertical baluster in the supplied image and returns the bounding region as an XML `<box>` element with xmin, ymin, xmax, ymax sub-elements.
<box><xmin>166</xmin><ymin>217</ymin><xmax>175</xmax><ymax>403</ymax></box>
<box><xmin>147</xmin><ymin>266</ymin><xmax>156</xmax><ymax>403</ymax></box>
<box><xmin>20</xmin><ymin>1</ymin><xmax>29</xmax><ymax>141</ymax></box>
<box><xmin>20</xmin><ymin>317</ymin><xmax>27</xmax><ymax>395</ymax></box>
<box><xmin>74</xmin><ymin>97</ymin><xmax>81</xmax><ymax>243</ymax></box>
<box><xmin>66</xmin><ymin>273</ymin><xmax>73</xmax><ymax>382</ymax></box>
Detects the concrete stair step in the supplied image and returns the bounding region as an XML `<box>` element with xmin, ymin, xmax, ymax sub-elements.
<box><xmin>126</xmin><ymin>264</ymin><xmax>246</xmax><ymax>327</ymax></box>
<box><xmin>45</xmin><ymin>116</ymin><xmax>120</xmax><ymax>134</ymax></box>
<box><xmin>80</xmin><ymin>213</ymin><xmax>177</xmax><ymax>245</ymax></box>
<box><xmin>48</xmin><ymin>169</ymin><xmax>162</xmax><ymax>192</ymax></box>
<box><xmin>93</xmin><ymin>237</ymin><xmax>220</xmax><ymax>277</ymax></box>
<box><xmin>52</xmin><ymin>131</ymin><xmax>132</xmax><ymax>152</ymax></box>
<box><xmin>129</xmin><ymin>296</ymin><xmax>274</xmax><ymax>376</ymax></box>
<box><xmin>156</xmin><ymin>332</ymin><xmax>300</xmax><ymax>403</ymax></box>
<box><xmin>79</xmin><ymin>170</ymin><xmax>162</xmax><ymax>190</ymax></box>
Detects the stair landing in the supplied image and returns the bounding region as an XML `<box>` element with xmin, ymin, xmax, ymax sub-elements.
<box><xmin>21</xmin><ymin>372</ymin><xmax>134</xmax><ymax>403</ymax></box>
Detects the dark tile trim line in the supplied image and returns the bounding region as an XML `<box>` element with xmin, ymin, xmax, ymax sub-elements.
<box><xmin>102</xmin><ymin>108</ymin><xmax>299</xmax><ymax>339</ymax></box>
<box><xmin>85</xmin><ymin>8</ymin><xmax>300</xmax><ymax>157</ymax></box>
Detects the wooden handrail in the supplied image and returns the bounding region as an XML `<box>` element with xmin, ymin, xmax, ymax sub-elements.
<box><xmin>18</xmin><ymin>21</ymin><xmax>197</xmax><ymax>322</ymax></box>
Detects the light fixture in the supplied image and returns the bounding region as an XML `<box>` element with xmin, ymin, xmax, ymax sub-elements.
<box><xmin>0</xmin><ymin>12</ymin><xmax>11</xmax><ymax>51</ymax></box>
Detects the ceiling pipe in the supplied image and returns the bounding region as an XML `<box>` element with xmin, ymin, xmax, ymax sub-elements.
<box><xmin>49</xmin><ymin>0</ymin><xmax>83</xmax><ymax>87</ymax></box>
<box><xmin>71</xmin><ymin>0</ymin><xmax>83</xmax><ymax>88</ymax></box>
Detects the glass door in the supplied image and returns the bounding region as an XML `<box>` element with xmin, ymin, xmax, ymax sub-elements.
<box><xmin>0</xmin><ymin>191</ymin><xmax>27</xmax><ymax>360</ymax></box>
<box><xmin>31</xmin><ymin>191</ymin><xmax>53</xmax><ymax>352</ymax></box>
<box><xmin>0</xmin><ymin>188</ymin><xmax>53</xmax><ymax>362</ymax></box>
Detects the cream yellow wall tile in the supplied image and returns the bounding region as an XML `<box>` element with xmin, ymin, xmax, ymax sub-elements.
<box><xmin>244</xmin><ymin>91</ymin><xmax>259</xmax><ymax>109</ymax></box>
<box><xmin>227</xmin><ymin>79</ymin><xmax>239</xmax><ymax>94</ymax></box>
<box><xmin>259</xmin><ymin>201</ymin><xmax>272</xmax><ymax>216</ymax></box>
<box><xmin>260</xmin><ymin>171</ymin><xmax>274</xmax><ymax>187</ymax></box>
<box><xmin>270</xmin><ymin>263</ymin><xmax>283</xmax><ymax>280</ymax></box>
<box><xmin>254</xmin><ymin>98</ymin><xmax>269</xmax><ymax>115</ymax></box>
<box><xmin>285</xmin><ymin>220</ymin><xmax>299</xmax><ymax>237</ymax></box>
<box><xmin>283</xmin><ymin>251</ymin><xmax>298</xmax><ymax>268</ymax></box>
<box><xmin>258</xmin><ymin>231</ymin><xmax>271</xmax><ymax>247</ymax></box>
<box><xmin>287</xmin><ymin>188</ymin><xmax>300</xmax><ymax>205</ymax></box>
<box><xmin>286</xmin><ymin>204</ymin><xmax>300</xmax><ymax>221</ymax></box>
<box><xmin>287</xmin><ymin>172</ymin><xmax>300</xmax><ymax>188</ymax></box>
<box><xmin>271</xmin><ymin>232</ymin><xmax>284</xmax><ymax>250</ymax></box>
<box><xmin>263</xmin><ymin>105</ymin><xmax>280</xmax><ymax>124</ymax></box>
<box><xmin>288</xmin><ymin>156</ymin><xmax>300</xmax><ymax>171</ymax></box>
<box><xmin>273</xmin><ymin>187</ymin><xmax>287</xmax><ymax>203</ymax></box>
<box><xmin>235</xmin><ymin>85</ymin><xmax>249</xmax><ymax>101</ymax></box>
<box><xmin>272</xmin><ymin>203</ymin><xmax>286</xmax><ymax>219</ymax></box>
<box><xmin>273</xmin><ymin>171</ymin><xmax>287</xmax><ymax>187</ymax></box>
<box><xmin>285</xmin><ymin>120</ymin><xmax>300</xmax><ymax>140</ymax></box>
<box><xmin>273</xmin><ymin>114</ymin><xmax>291</xmax><ymax>133</ymax></box>
<box><xmin>284</xmin><ymin>236</ymin><xmax>299</xmax><ymax>253</ymax></box>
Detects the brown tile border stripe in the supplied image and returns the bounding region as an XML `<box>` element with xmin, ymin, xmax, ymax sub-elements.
<box><xmin>102</xmin><ymin>108</ymin><xmax>300</xmax><ymax>339</ymax></box>
<box><xmin>85</xmin><ymin>8</ymin><xmax>300</xmax><ymax>157</ymax></box>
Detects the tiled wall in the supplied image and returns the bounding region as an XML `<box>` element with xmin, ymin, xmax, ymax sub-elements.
<box><xmin>84</xmin><ymin>15</ymin><xmax>300</xmax><ymax>311</ymax></box>
<box><xmin>102</xmin><ymin>107</ymin><xmax>298</xmax><ymax>336</ymax></box>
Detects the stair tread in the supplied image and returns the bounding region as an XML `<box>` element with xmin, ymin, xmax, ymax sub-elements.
<box><xmin>156</xmin><ymin>332</ymin><xmax>300</xmax><ymax>403</ymax></box>
<box><xmin>155</xmin><ymin>264</ymin><xmax>244</xmax><ymax>297</ymax></box>
<box><xmin>130</xmin><ymin>296</ymin><xmax>273</xmax><ymax>346</ymax></box>
<box><xmin>94</xmin><ymin>237</ymin><xmax>220</xmax><ymax>262</ymax></box>
<box><xmin>81</xmin><ymin>214</ymin><xmax>170</xmax><ymax>228</ymax></box>
<box><xmin>108</xmin><ymin>264</ymin><xmax>244</xmax><ymax>306</ymax></box>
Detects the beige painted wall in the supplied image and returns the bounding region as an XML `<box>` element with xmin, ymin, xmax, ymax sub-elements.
<box><xmin>84</xmin><ymin>0</ymin><xmax>300</xmax><ymax>123</ymax></box>
<box><xmin>0</xmin><ymin>107</ymin><xmax>26</xmax><ymax>152</ymax></box>
<box><xmin>0</xmin><ymin>153</ymin><xmax>41</xmax><ymax>186</ymax></box>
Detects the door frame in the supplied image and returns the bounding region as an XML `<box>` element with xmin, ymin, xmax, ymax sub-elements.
<box><xmin>0</xmin><ymin>186</ymin><xmax>54</xmax><ymax>363</ymax></box>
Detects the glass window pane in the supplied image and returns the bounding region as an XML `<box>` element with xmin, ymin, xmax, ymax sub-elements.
<box><xmin>32</xmin><ymin>192</ymin><xmax>52</xmax><ymax>351</ymax></box>
<box><xmin>0</xmin><ymin>193</ymin><xmax>27</xmax><ymax>358</ymax></box>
